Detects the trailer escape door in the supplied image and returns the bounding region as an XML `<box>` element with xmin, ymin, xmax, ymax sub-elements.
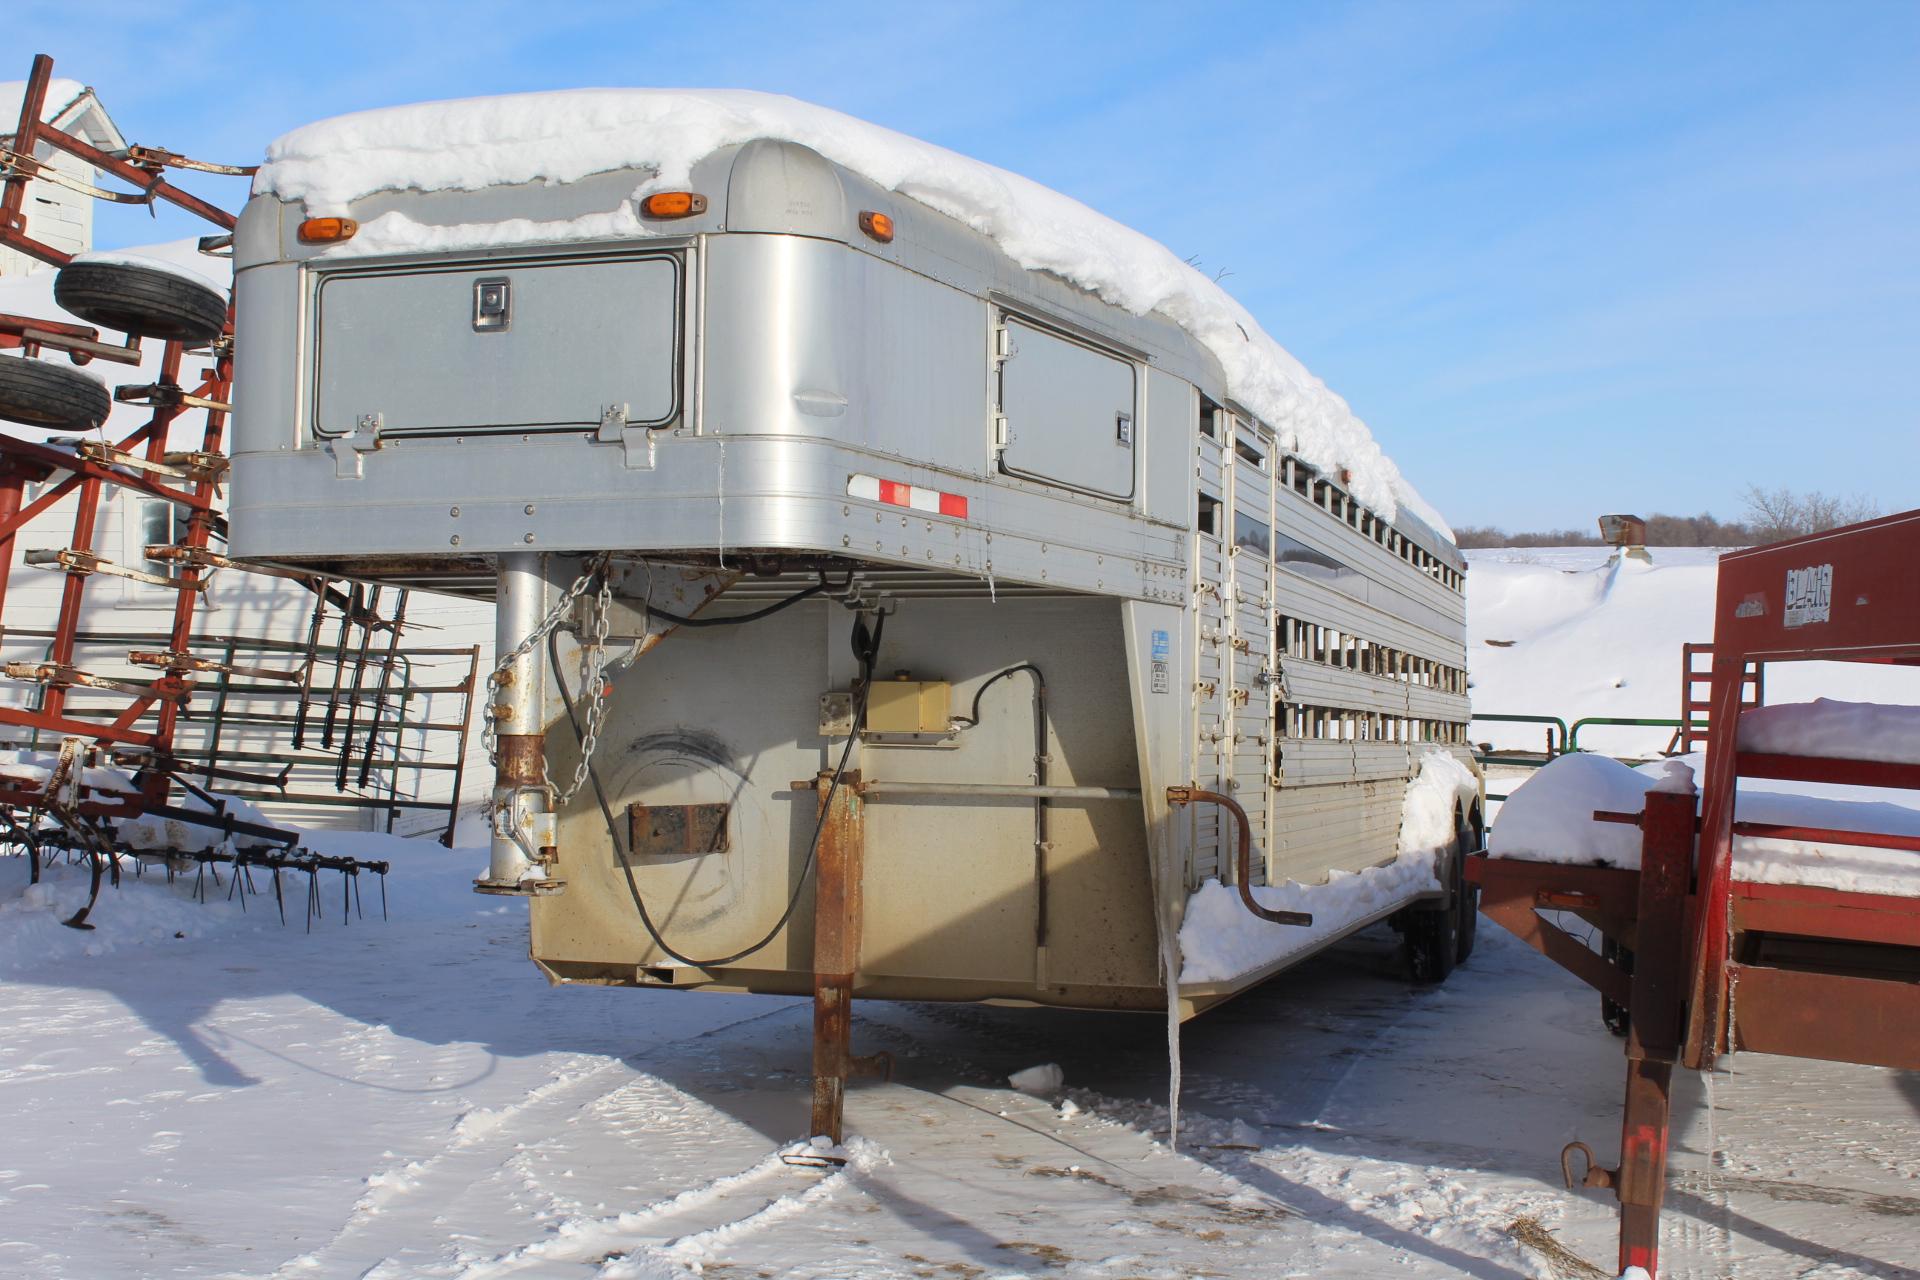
<box><xmin>995</xmin><ymin>312</ymin><xmax>1136</xmax><ymax>500</ymax></box>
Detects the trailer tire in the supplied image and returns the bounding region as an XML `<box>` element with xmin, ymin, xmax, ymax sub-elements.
<box><xmin>1454</xmin><ymin>806</ymin><xmax>1481</xmax><ymax>966</ymax></box>
<box><xmin>54</xmin><ymin>260</ymin><xmax>228</xmax><ymax>346</ymax></box>
<box><xmin>0</xmin><ymin>355</ymin><xmax>111</xmax><ymax>430</ymax></box>
<box><xmin>1406</xmin><ymin>846</ymin><xmax>1461</xmax><ymax>984</ymax></box>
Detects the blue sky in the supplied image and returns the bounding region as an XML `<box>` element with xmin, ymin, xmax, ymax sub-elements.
<box><xmin>15</xmin><ymin>1</ymin><xmax>1918</xmax><ymax>531</ymax></box>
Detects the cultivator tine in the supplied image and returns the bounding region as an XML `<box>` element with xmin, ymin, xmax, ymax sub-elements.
<box><xmin>271</xmin><ymin>865</ymin><xmax>285</xmax><ymax>926</ymax></box>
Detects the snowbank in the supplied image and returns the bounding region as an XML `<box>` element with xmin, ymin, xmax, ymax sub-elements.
<box><xmin>1489</xmin><ymin>750</ymin><xmax>1920</xmax><ymax>897</ymax></box>
<box><xmin>116</xmin><ymin>788</ymin><xmax>276</xmax><ymax>853</ymax></box>
<box><xmin>1178</xmin><ymin>751</ymin><xmax>1477</xmax><ymax>984</ymax></box>
<box><xmin>256</xmin><ymin>90</ymin><xmax>1439</xmax><ymax>530</ymax></box>
<box><xmin>1485</xmin><ymin>752</ymin><xmax>1651</xmax><ymax>866</ymax></box>
<box><xmin>0</xmin><ymin>748</ymin><xmax>140</xmax><ymax>797</ymax></box>
<box><xmin>1738</xmin><ymin>698</ymin><xmax>1920</xmax><ymax>765</ymax></box>
<box><xmin>1466</xmin><ymin>547</ymin><xmax>1920</xmax><ymax>756</ymax></box>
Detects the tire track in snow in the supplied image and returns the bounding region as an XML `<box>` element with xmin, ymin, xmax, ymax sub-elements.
<box><xmin>269</xmin><ymin>1002</ymin><xmax>813</xmax><ymax>1278</ymax></box>
<box><xmin>268</xmin><ymin>1053</ymin><xmax>633</xmax><ymax>1278</ymax></box>
<box><xmin>453</xmin><ymin>1147</ymin><xmax>870</xmax><ymax>1279</ymax></box>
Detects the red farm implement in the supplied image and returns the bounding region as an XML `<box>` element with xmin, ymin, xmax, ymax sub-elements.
<box><xmin>1468</xmin><ymin>508</ymin><xmax>1920</xmax><ymax>1276</ymax></box>
<box><xmin>1</xmin><ymin>55</ymin><xmax>476</xmax><ymax>926</ymax></box>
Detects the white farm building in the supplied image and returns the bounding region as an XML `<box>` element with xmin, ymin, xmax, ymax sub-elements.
<box><xmin>0</xmin><ymin>79</ymin><xmax>125</xmax><ymax>278</ymax></box>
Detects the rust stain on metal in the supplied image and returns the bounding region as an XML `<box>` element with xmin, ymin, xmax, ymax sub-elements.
<box><xmin>627</xmin><ymin>802</ymin><xmax>730</xmax><ymax>858</ymax></box>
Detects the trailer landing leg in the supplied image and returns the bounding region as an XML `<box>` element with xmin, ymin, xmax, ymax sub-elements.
<box><xmin>805</xmin><ymin>770</ymin><xmax>891</xmax><ymax>1151</ymax></box>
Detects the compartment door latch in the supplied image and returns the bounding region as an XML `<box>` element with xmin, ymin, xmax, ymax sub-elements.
<box><xmin>594</xmin><ymin>402</ymin><xmax>656</xmax><ymax>471</ymax></box>
<box><xmin>329</xmin><ymin>412</ymin><xmax>384</xmax><ymax>480</ymax></box>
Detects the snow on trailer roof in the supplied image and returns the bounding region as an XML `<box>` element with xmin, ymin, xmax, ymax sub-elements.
<box><xmin>255</xmin><ymin>89</ymin><xmax>1448</xmax><ymax>536</ymax></box>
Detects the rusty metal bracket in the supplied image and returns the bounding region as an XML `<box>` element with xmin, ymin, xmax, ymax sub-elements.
<box><xmin>850</xmin><ymin>1049</ymin><xmax>894</xmax><ymax>1081</ymax></box>
<box><xmin>23</xmin><ymin>547</ymin><xmax>204</xmax><ymax>591</ymax></box>
<box><xmin>1167</xmin><ymin>785</ymin><xmax>1311</xmax><ymax>926</ymax></box>
<box><xmin>1561</xmin><ymin>1140</ymin><xmax>1617</xmax><ymax>1191</ymax></box>
<box><xmin>120</xmin><ymin>144</ymin><xmax>258</xmax><ymax>177</ymax></box>
<box><xmin>114</xmin><ymin>382</ymin><xmax>233</xmax><ymax>413</ymax></box>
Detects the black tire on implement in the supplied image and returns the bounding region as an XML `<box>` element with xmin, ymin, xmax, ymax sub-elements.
<box><xmin>0</xmin><ymin>355</ymin><xmax>111</xmax><ymax>431</ymax></box>
<box><xmin>54</xmin><ymin>259</ymin><xmax>228</xmax><ymax>345</ymax></box>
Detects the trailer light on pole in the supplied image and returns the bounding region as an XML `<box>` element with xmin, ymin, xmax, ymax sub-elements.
<box><xmin>639</xmin><ymin>191</ymin><xmax>708</xmax><ymax>219</ymax></box>
<box><xmin>296</xmin><ymin>217</ymin><xmax>358</xmax><ymax>243</ymax></box>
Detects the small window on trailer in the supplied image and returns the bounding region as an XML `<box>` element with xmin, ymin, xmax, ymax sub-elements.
<box><xmin>1233</xmin><ymin>435</ymin><xmax>1265</xmax><ymax>469</ymax></box>
<box><xmin>1197</xmin><ymin>492</ymin><xmax>1222</xmax><ymax>537</ymax></box>
<box><xmin>1233</xmin><ymin>511</ymin><xmax>1271</xmax><ymax>558</ymax></box>
<box><xmin>1199</xmin><ymin>398</ymin><xmax>1220</xmax><ymax>438</ymax></box>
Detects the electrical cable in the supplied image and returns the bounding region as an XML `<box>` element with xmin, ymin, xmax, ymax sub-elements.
<box><xmin>952</xmin><ymin>662</ymin><xmax>1047</xmax><ymax>730</ymax></box>
<box><xmin>643</xmin><ymin>571</ymin><xmax>850</xmax><ymax>629</ymax></box>
<box><xmin>548</xmin><ymin>602</ymin><xmax>881</xmax><ymax>968</ymax></box>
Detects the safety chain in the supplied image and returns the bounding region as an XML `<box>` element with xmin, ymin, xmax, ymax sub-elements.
<box><xmin>545</xmin><ymin>568</ymin><xmax>614</xmax><ymax>807</ymax></box>
<box><xmin>482</xmin><ymin>553</ymin><xmax>611</xmax><ymax>772</ymax></box>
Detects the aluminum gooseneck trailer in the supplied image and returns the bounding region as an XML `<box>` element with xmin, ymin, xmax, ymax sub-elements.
<box><xmin>228</xmin><ymin>94</ymin><xmax>1481</xmax><ymax>1138</ymax></box>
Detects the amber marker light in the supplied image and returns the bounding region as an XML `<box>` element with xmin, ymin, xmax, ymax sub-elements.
<box><xmin>858</xmin><ymin>211</ymin><xmax>894</xmax><ymax>243</ymax></box>
<box><xmin>639</xmin><ymin>191</ymin><xmax>709</xmax><ymax>218</ymax></box>
<box><xmin>296</xmin><ymin>217</ymin><xmax>359</xmax><ymax>243</ymax></box>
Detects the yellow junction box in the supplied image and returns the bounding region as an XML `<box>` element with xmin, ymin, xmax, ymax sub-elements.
<box><xmin>864</xmin><ymin>678</ymin><xmax>952</xmax><ymax>734</ymax></box>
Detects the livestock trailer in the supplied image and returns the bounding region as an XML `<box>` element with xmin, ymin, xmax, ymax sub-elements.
<box><xmin>227</xmin><ymin>92</ymin><xmax>1481</xmax><ymax>1129</ymax></box>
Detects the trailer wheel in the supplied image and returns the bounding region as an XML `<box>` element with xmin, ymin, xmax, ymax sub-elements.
<box><xmin>54</xmin><ymin>259</ymin><xmax>228</xmax><ymax>346</ymax></box>
<box><xmin>1406</xmin><ymin>846</ymin><xmax>1461</xmax><ymax>984</ymax></box>
<box><xmin>0</xmin><ymin>355</ymin><xmax>111</xmax><ymax>430</ymax></box>
<box><xmin>1454</xmin><ymin>806</ymin><xmax>1481</xmax><ymax>966</ymax></box>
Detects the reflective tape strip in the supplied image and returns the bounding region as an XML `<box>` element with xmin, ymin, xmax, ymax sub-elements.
<box><xmin>847</xmin><ymin>474</ymin><xmax>969</xmax><ymax>521</ymax></box>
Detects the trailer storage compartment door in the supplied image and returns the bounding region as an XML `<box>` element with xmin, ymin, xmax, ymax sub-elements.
<box><xmin>997</xmin><ymin>314</ymin><xmax>1135</xmax><ymax>500</ymax></box>
<box><xmin>312</xmin><ymin>253</ymin><xmax>681</xmax><ymax>437</ymax></box>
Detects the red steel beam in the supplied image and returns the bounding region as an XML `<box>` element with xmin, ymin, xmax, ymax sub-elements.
<box><xmin>1736</xmin><ymin>751</ymin><xmax>1920</xmax><ymax>791</ymax></box>
<box><xmin>1732</xmin><ymin>880</ymin><xmax>1920</xmax><ymax>949</ymax></box>
<box><xmin>1726</xmin><ymin>964</ymin><xmax>1920</xmax><ymax>1071</ymax></box>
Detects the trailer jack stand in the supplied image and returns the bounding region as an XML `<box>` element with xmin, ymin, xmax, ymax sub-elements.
<box><xmin>807</xmin><ymin>770</ymin><xmax>870</xmax><ymax>1148</ymax></box>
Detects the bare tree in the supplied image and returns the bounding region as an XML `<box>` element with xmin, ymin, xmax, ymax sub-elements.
<box><xmin>1739</xmin><ymin>485</ymin><xmax>1881</xmax><ymax>543</ymax></box>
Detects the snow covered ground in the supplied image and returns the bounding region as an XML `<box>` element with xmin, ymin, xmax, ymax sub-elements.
<box><xmin>3</xmin><ymin>542</ymin><xmax>1917</xmax><ymax>1277</ymax></box>
<box><xmin>1465</xmin><ymin>547</ymin><xmax>1920</xmax><ymax>758</ymax></box>
<box><xmin>3</xmin><ymin>828</ymin><xmax>1915</xmax><ymax>1278</ymax></box>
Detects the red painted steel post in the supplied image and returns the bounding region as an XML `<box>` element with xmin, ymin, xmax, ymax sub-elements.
<box><xmin>43</xmin><ymin>474</ymin><xmax>102</xmax><ymax>720</ymax></box>
<box><xmin>0</xmin><ymin>464</ymin><xmax>27</xmax><ymax>616</ymax></box>
<box><xmin>810</xmin><ymin>771</ymin><xmax>864</xmax><ymax>1143</ymax></box>
<box><xmin>1616</xmin><ymin>786</ymin><xmax>1695</xmax><ymax>1277</ymax></box>
<box><xmin>0</xmin><ymin>57</ymin><xmax>52</xmax><ymax>249</ymax></box>
<box><xmin>1682</xmin><ymin>652</ymin><xmax>1745</xmax><ymax>1069</ymax></box>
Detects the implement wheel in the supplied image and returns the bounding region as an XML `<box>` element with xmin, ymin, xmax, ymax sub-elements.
<box><xmin>55</xmin><ymin>259</ymin><xmax>228</xmax><ymax>345</ymax></box>
<box><xmin>0</xmin><ymin>355</ymin><xmax>110</xmax><ymax>430</ymax></box>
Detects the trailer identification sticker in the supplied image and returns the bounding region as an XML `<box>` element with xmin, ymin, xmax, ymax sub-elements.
<box><xmin>1784</xmin><ymin>563</ymin><xmax>1833</xmax><ymax>628</ymax></box>
<box><xmin>1151</xmin><ymin>629</ymin><xmax>1171</xmax><ymax>694</ymax></box>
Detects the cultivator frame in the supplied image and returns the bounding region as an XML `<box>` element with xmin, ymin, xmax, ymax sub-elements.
<box><xmin>1</xmin><ymin>54</ymin><xmax>471</xmax><ymax>925</ymax></box>
<box><xmin>1468</xmin><ymin>508</ymin><xmax>1920</xmax><ymax>1276</ymax></box>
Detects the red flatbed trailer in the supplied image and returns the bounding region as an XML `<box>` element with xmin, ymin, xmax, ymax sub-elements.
<box><xmin>1467</xmin><ymin>507</ymin><xmax>1920</xmax><ymax>1276</ymax></box>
